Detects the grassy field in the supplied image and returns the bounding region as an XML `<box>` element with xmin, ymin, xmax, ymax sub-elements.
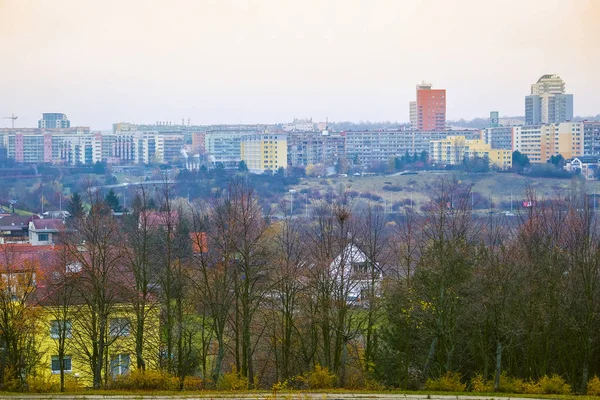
<box><xmin>291</xmin><ymin>171</ymin><xmax>600</xmax><ymax>211</ymax></box>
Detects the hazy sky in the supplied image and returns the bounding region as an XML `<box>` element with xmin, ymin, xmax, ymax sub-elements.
<box><xmin>1</xmin><ymin>0</ymin><xmax>599</xmax><ymax>129</ymax></box>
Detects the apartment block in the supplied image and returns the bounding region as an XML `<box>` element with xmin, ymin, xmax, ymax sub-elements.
<box><xmin>481</xmin><ymin>127</ymin><xmax>514</xmax><ymax>150</ymax></box>
<box><xmin>287</xmin><ymin>131</ymin><xmax>345</xmax><ymax>167</ymax></box>
<box><xmin>241</xmin><ymin>133</ymin><xmax>287</xmax><ymax>174</ymax></box>
<box><xmin>582</xmin><ymin>121</ymin><xmax>600</xmax><ymax>156</ymax></box>
<box><xmin>525</xmin><ymin>75</ymin><xmax>574</xmax><ymax>124</ymax></box>
<box><xmin>38</xmin><ymin>113</ymin><xmax>70</xmax><ymax>129</ymax></box>
<box><xmin>429</xmin><ymin>136</ymin><xmax>512</xmax><ymax>169</ymax></box>
<box><xmin>513</xmin><ymin>122</ymin><xmax>583</xmax><ymax>163</ymax></box>
<box><xmin>343</xmin><ymin>130</ymin><xmax>480</xmax><ymax>167</ymax></box>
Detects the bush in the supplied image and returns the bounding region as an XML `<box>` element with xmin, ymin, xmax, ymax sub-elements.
<box><xmin>306</xmin><ymin>364</ymin><xmax>337</xmax><ymax>389</ymax></box>
<box><xmin>498</xmin><ymin>373</ymin><xmax>525</xmax><ymax>393</ymax></box>
<box><xmin>470</xmin><ymin>374</ymin><xmax>492</xmax><ymax>392</ymax></box>
<box><xmin>424</xmin><ymin>371</ymin><xmax>466</xmax><ymax>392</ymax></box>
<box><xmin>587</xmin><ymin>375</ymin><xmax>600</xmax><ymax>396</ymax></box>
<box><xmin>537</xmin><ymin>374</ymin><xmax>571</xmax><ymax>394</ymax></box>
<box><xmin>26</xmin><ymin>375</ymin><xmax>58</xmax><ymax>393</ymax></box>
<box><xmin>216</xmin><ymin>368</ymin><xmax>248</xmax><ymax>390</ymax></box>
<box><xmin>183</xmin><ymin>376</ymin><xmax>205</xmax><ymax>391</ymax></box>
<box><xmin>110</xmin><ymin>370</ymin><xmax>178</xmax><ymax>391</ymax></box>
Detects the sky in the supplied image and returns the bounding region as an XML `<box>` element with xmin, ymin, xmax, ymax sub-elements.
<box><xmin>0</xmin><ymin>0</ymin><xmax>599</xmax><ymax>129</ymax></box>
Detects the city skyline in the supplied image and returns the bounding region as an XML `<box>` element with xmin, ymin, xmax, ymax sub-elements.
<box><xmin>1</xmin><ymin>0</ymin><xmax>599</xmax><ymax>129</ymax></box>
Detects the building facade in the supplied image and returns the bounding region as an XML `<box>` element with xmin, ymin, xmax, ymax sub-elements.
<box><xmin>241</xmin><ymin>133</ymin><xmax>288</xmax><ymax>174</ymax></box>
<box><xmin>481</xmin><ymin>127</ymin><xmax>514</xmax><ymax>150</ymax></box>
<box><xmin>429</xmin><ymin>136</ymin><xmax>512</xmax><ymax>169</ymax></box>
<box><xmin>513</xmin><ymin>121</ymin><xmax>583</xmax><ymax>163</ymax></box>
<box><xmin>287</xmin><ymin>131</ymin><xmax>345</xmax><ymax>168</ymax></box>
<box><xmin>525</xmin><ymin>74</ymin><xmax>574</xmax><ymax>124</ymax></box>
<box><xmin>413</xmin><ymin>82</ymin><xmax>446</xmax><ymax>131</ymax></box>
<box><xmin>583</xmin><ymin>121</ymin><xmax>600</xmax><ymax>156</ymax></box>
<box><xmin>38</xmin><ymin>113</ymin><xmax>70</xmax><ymax>129</ymax></box>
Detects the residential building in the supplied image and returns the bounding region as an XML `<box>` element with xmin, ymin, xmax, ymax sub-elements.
<box><xmin>38</xmin><ymin>113</ymin><xmax>70</xmax><ymax>129</ymax></box>
<box><xmin>241</xmin><ymin>133</ymin><xmax>287</xmax><ymax>174</ymax></box>
<box><xmin>329</xmin><ymin>244</ymin><xmax>383</xmax><ymax>303</ymax></box>
<box><xmin>287</xmin><ymin>131</ymin><xmax>345</xmax><ymax>168</ymax></box>
<box><xmin>583</xmin><ymin>121</ymin><xmax>600</xmax><ymax>156</ymax></box>
<box><xmin>412</xmin><ymin>81</ymin><xmax>446</xmax><ymax>131</ymax></box>
<box><xmin>525</xmin><ymin>74</ymin><xmax>574</xmax><ymax>124</ymax></box>
<box><xmin>481</xmin><ymin>127</ymin><xmax>514</xmax><ymax>150</ymax></box>
<box><xmin>283</xmin><ymin>118</ymin><xmax>315</xmax><ymax>132</ymax></box>
<box><xmin>28</xmin><ymin>219</ymin><xmax>64</xmax><ymax>245</ymax></box>
<box><xmin>513</xmin><ymin>122</ymin><xmax>584</xmax><ymax>163</ymax></box>
<box><xmin>3</xmin><ymin>131</ymin><xmax>183</xmax><ymax>165</ymax></box>
<box><xmin>429</xmin><ymin>136</ymin><xmax>512</xmax><ymax>169</ymax></box>
<box><xmin>564</xmin><ymin>156</ymin><xmax>600</xmax><ymax>180</ymax></box>
<box><xmin>343</xmin><ymin>129</ymin><xmax>480</xmax><ymax>167</ymax></box>
<box><xmin>409</xmin><ymin>101</ymin><xmax>417</xmax><ymax>129</ymax></box>
<box><xmin>204</xmin><ymin>126</ymin><xmax>266</xmax><ymax>168</ymax></box>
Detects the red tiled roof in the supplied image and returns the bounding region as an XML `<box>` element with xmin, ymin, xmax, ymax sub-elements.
<box><xmin>140</xmin><ymin>211</ymin><xmax>179</xmax><ymax>228</ymax></box>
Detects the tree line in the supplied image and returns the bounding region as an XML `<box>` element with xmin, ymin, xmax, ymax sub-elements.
<box><xmin>1</xmin><ymin>177</ymin><xmax>600</xmax><ymax>393</ymax></box>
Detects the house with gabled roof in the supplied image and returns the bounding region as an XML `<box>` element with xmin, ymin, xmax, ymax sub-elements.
<box><xmin>28</xmin><ymin>219</ymin><xmax>65</xmax><ymax>245</ymax></box>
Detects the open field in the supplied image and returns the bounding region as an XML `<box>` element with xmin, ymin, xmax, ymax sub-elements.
<box><xmin>291</xmin><ymin>172</ymin><xmax>600</xmax><ymax>211</ymax></box>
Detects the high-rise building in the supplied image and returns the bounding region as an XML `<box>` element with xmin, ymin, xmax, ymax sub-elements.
<box><xmin>525</xmin><ymin>75</ymin><xmax>573</xmax><ymax>125</ymax></box>
<box><xmin>241</xmin><ymin>133</ymin><xmax>287</xmax><ymax>174</ymax></box>
<box><xmin>38</xmin><ymin>113</ymin><xmax>70</xmax><ymax>129</ymax></box>
<box><xmin>513</xmin><ymin>122</ymin><xmax>583</xmax><ymax>163</ymax></box>
<box><xmin>411</xmin><ymin>81</ymin><xmax>446</xmax><ymax>131</ymax></box>
<box><xmin>409</xmin><ymin>101</ymin><xmax>417</xmax><ymax>129</ymax></box>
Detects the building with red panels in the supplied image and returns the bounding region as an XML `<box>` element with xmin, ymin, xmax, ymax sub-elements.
<box><xmin>415</xmin><ymin>82</ymin><xmax>446</xmax><ymax>131</ymax></box>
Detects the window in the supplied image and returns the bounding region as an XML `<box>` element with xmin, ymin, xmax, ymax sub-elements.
<box><xmin>51</xmin><ymin>355</ymin><xmax>72</xmax><ymax>373</ymax></box>
<box><xmin>111</xmin><ymin>354</ymin><xmax>130</xmax><ymax>377</ymax></box>
<box><xmin>109</xmin><ymin>318</ymin><xmax>131</xmax><ymax>337</ymax></box>
<box><xmin>38</xmin><ymin>233</ymin><xmax>50</xmax><ymax>242</ymax></box>
<box><xmin>50</xmin><ymin>320</ymin><xmax>72</xmax><ymax>339</ymax></box>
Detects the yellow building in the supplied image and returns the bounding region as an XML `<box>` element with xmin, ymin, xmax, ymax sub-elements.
<box><xmin>513</xmin><ymin>122</ymin><xmax>583</xmax><ymax>163</ymax></box>
<box><xmin>240</xmin><ymin>133</ymin><xmax>287</xmax><ymax>174</ymax></box>
<box><xmin>35</xmin><ymin>301</ymin><xmax>160</xmax><ymax>387</ymax></box>
<box><xmin>429</xmin><ymin>135</ymin><xmax>512</xmax><ymax>169</ymax></box>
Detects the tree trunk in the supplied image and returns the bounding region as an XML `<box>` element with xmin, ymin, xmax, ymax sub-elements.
<box><xmin>494</xmin><ymin>340</ymin><xmax>502</xmax><ymax>392</ymax></box>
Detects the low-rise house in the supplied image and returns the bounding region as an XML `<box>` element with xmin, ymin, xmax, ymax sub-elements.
<box><xmin>0</xmin><ymin>215</ymin><xmax>39</xmax><ymax>244</ymax></box>
<box><xmin>565</xmin><ymin>156</ymin><xmax>600</xmax><ymax>180</ymax></box>
<box><xmin>28</xmin><ymin>219</ymin><xmax>65</xmax><ymax>245</ymax></box>
<box><xmin>330</xmin><ymin>244</ymin><xmax>383</xmax><ymax>304</ymax></box>
<box><xmin>0</xmin><ymin>244</ymin><xmax>160</xmax><ymax>387</ymax></box>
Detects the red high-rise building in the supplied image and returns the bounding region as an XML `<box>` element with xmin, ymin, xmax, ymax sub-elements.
<box><xmin>416</xmin><ymin>83</ymin><xmax>446</xmax><ymax>131</ymax></box>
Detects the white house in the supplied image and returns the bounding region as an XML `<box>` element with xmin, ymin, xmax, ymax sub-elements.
<box><xmin>329</xmin><ymin>244</ymin><xmax>383</xmax><ymax>304</ymax></box>
<box><xmin>565</xmin><ymin>156</ymin><xmax>600</xmax><ymax>180</ymax></box>
<box><xmin>28</xmin><ymin>218</ymin><xmax>64</xmax><ymax>245</ymax></box>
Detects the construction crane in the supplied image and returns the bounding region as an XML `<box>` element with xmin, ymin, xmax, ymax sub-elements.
<box><xmin>2</xmin><ymin>113</ymin><xmax>18</xmax><ymax>128</ymax></box>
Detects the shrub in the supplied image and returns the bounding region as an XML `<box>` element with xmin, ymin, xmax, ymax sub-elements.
<box><xmin>470</xmin><ymin>374</ymin><xmax>492</xmax><ymax>392</ymax></box>
<box><xmin>538</xmin><ymin>374</ymin><xmax>571</xmax><ymax>394</ymax></box>
<box><xmin>499</xmin><ymin>373</ymin><xmax>525</xmax><ymax>393</ymax></box>
<box><xmin>216</xmin><ymin>368</ymin><xmax>248</xmax><ymax>390</ymax></box>
<box><xmin>587</xmin><ymin>375</ymin><xmax>600</xmax><ymax>396</ymax></box>
<box><xmin>183</xmin><ymin>376</ymin><xmax>204</xmax><ymax>391</ymax></box>
<box><xmin>424</xmin><ymin>371</ymin><xmax>466</xmax><ymax>392</ymax></box>
<box><xmin>306</xmin><ymin>364</ymin><xmax>337</xmax><ymax>389</ymax></box>
<box><xmin>110</xmin><ymin>370</ymin><xmax>178</xmax><ymax>391</ymax></box>
<box><xmin>26</xmin><ymin>375</ymin><xmax>58</xmax><ymax>393</ymax></box>
<box><xmin>522</xmin><ymin>380</ymin><xmax>542</xmax><ymax>394</ymax></box>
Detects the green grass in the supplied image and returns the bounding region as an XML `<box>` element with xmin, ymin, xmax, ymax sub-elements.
<box><xmin>292</xmin><ymin>172</ymin><xmax>600</xmax><ymax>210</ymax></box>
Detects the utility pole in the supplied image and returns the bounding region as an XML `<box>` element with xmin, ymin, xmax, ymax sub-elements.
<box><xmin>2</xmin><ymin>113</ymin><xmax>18</xmax><ymax>129</ymax></box>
